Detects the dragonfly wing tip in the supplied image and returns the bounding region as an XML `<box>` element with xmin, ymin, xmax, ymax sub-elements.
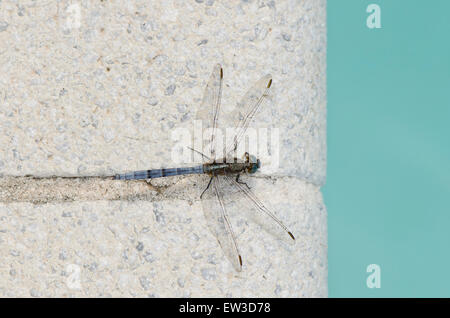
<box><xmin>288</xmin><ymin>231</ymin><xmax>295</xmax><ymax>241</ymax></box>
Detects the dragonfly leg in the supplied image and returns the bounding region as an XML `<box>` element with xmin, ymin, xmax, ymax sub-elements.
<box><xmin>186</xmin><ymin>146</ymin><xmax>211</xmax><ymax>162</ymax></box>
<box><xmin>235</xmin><ymin>174</ymin><xmax>251</xmax><ymax>190</ymax></box>
<box><xmin>200</xmin><ymin>176</ymin><xmax>214</xmax><ymax>199</ymax></box>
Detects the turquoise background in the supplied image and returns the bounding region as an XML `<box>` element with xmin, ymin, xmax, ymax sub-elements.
<box><xmin>325</xmin><ymin>0</ymin><xmax>450</xmax><ymax>297</ymax></box>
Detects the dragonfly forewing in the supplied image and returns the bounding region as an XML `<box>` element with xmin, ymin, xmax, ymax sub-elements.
<box><xmin>195</xmin><ymin>63</ymin><xmax>223</xmax><ymax>163</ymax></box>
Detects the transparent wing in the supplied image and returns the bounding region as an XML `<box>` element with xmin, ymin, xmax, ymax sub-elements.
<box><xmin>224</xmin><ymin>74</ymin><xmax>272</xmax><ymax>158</ymax></box>
<box><xmin>223</xmin><ymin>175</ymin><xmax>295</xmax><ymax>245</ymax></box>
<box><xmin>195</xmin><ymin>64</ymin><xmax>223</xmax><ymax>163</ymax></box>
<box><xmin>200</xmin><ymin>175</ymin><xmax>243</xmax><ymax>271</ymax></box>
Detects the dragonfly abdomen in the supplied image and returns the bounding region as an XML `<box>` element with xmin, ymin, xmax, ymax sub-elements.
<box><xmin>115</xmin><ymin>165</ymin><xmax>204</xmax><ymax>180</ymax></box>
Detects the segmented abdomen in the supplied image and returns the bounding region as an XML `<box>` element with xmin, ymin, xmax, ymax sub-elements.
<box><xmin>115</xmin><ymin>165</ymin><xmax>204</xmax><ymax>180</ymax></box>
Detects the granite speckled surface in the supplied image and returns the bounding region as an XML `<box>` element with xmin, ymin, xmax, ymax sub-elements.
<box><xmin>0</xmin><ymin>0</ymin><xmax>327</xmax><ymax>297</ymax></box>
<box><xmin>0</xmin><ymin>178</ymin><xmax>326</xmax><ymax>297</ymax></box>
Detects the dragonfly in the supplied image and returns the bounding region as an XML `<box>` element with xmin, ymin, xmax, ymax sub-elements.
<box><xmin>115</xmin><ymin>64</ymin><xmax>295</xmax><ymax>271</ymax></box>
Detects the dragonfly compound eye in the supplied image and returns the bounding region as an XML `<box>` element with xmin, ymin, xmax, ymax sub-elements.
<box><xmin>249</xmin><ymin>162</ymin><xmax>259</xmax><ymax>174</ymax></box>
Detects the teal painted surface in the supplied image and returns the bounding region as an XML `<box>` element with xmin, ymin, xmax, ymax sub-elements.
<box><xmin>325</xmin><ymin>0</ymin><xmax>450</xmax><ymax>297</ymax></box>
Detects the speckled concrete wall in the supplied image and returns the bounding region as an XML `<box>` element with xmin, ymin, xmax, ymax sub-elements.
<box><xmin>0</xmin><ymin>0</ymin><xmax>327</xmax><ymax>297</ymax></box>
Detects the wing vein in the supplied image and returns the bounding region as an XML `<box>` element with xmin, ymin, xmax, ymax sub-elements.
<box><xmin>212</xmin><ymin>176</ymin><xmax>243</xmax><ymax>269</ymax></box>
<box><xmin>223</xmin><ymin>175</ymin><xmax>295</xmax><ymax>241</ymax></box>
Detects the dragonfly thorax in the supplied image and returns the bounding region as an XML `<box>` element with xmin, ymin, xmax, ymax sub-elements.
<box><xmin>204</xmin><ymin>152</ymin><xmax>260</xmax><ymax>175</ymax></box>
<box><xmin>245</xmin><ymin>152</ymin><xmax>260</xmax><ymax>174</ymax></box>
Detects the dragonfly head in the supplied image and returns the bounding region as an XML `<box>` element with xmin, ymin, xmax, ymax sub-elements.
<box><xmin>246</xmin><ymin>154</ymin><xmax>260</xmax><ymax>174</ymax></box>
<box><xmin>251</xmin><ymin>158</ymin><xmax>261</xmax><ymax>174</ymax></box>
